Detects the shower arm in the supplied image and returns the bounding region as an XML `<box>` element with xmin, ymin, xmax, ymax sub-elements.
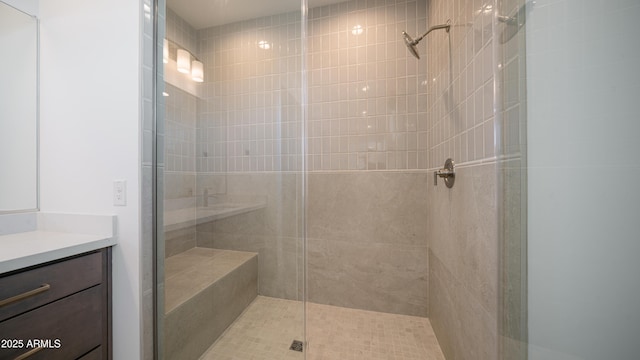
<box><xmin>410</xmin><ymin>21</ymin><xmax>451</xmax><ymax>45</ymax></box>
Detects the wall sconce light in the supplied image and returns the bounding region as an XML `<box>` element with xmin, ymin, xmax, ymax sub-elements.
<box><xmin>191</xmin><ymin>60</ymin><xmax>204</xmax><ymax>82</ymax></box>
<box><xmin>176</xmin><ymin>49</ymin><xmax>191</xmax><ymax>74</ymax></box>
<box><xmin>163</xmin><ymin>39</ymin><xmax>169</xmax><ymax>64</ymax></box>
<box><xmin>165</xmin><ymin>39</ymin><xmax>205</xmax><ymax>83</ymax></box>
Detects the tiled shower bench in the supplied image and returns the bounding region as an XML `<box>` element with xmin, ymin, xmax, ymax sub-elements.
<box><xmin>163</xmin><ymin>247</ymin><xmax>258</xmax><ymax>360</ymax></box>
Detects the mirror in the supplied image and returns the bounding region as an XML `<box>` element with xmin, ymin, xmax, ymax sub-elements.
<box><xmin>0</xmin><ymin>1</ymin><xmax>38</xmax><ymax>213</ymax></box>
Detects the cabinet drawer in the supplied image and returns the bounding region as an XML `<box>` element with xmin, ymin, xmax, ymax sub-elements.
<box><xmin>0</xmin><ymin>252</ymin><xmax>102</xmax><ymax>322</ymax></box>
<box><xmin>79</xmin><ymin>346</ymin><xmax>102</xmax><ymax>360</ymax></box>
<box><xmin>0</xmin><ymin>285</ymin><xmax>103</xmax><ymax>360</ymax></box>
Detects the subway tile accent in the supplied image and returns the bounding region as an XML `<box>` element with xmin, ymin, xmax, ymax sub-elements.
<box><xmin>197</xmin><ymin>12</ymin><xmax>303</xmax><ymax>172</ymax></box>
<box><xmin>164</xmin><ymin>0</ymin><xmax>500</xmax><ymax>175</ymax></box>
<box><xmin>426</xmin><ymin>0</ymin><xmax>496</xmax><ymax>168</ymax></box>
<box><xmin>307</xmin><ymin>0</ymin><xmax>428</xmax><ymax>171</ymax></box>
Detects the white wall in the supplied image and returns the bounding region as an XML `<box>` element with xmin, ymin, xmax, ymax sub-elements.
<box><xmin>527</xmin><ymin>1</ymin><xmax>640</xmax><ymax>359</ymax></box>
<box><xmin>39</xmin><ymin>0</ymin><xmax>142</xmax><ymax>358</ymax></box>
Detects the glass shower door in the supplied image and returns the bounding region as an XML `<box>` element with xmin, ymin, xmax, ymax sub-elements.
<box><xmin>525</xmin><ymin>0</ymin><xmax>640</xmax><ymax>359</ymax></box>
<box><xmin>496</xmin><ymin>0</ymin><xmax>528</xmax><ymax>358</ymax></box>
<box><xmin>155</xmin><ymin>1</ymin><xmax>306</xmax><ymax>358</ymax></box>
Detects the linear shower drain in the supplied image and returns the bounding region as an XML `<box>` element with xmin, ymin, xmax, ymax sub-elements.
<box><xmin>289</xmin><ymin>340</ymin><xmax>304</xmax><ymax>352</ymax></box>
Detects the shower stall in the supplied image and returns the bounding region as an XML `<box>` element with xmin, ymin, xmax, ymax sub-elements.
<box><xmin>153</xmin><ymin>0</ymin><xmax>528</xmax><ymax>358</ymax></box>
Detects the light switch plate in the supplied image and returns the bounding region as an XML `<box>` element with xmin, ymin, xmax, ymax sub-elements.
<box><xmin>114</xmin><ymin>180</ymin><xmax>126</xmax><ymax>206</ymax></box>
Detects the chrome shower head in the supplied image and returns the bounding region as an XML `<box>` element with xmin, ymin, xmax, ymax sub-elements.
<box><xmin>498</xmin><ymin>3</ymin><xmax>528</xmax><ymax>44</ymax></box>
<box><xmin>402</xmin><ymin>31</ymin><xmax>421</xmax><ymax>59</ymax></box>
<box><xmin>402</xmin><ymin>20</ymin><xmax>451</xmax><ymax>60</ymax></box>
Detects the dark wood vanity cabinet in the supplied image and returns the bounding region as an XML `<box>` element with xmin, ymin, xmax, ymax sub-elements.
<box><xmin>0</xmin><ymin>248</ymin><xmax>112</xmax><ymax>360</ymax></box>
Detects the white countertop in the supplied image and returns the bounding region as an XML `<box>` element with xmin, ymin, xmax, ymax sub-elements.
<box><xmin>0</xmin><ymin>212</ymin><xmax>117</xmax><ymax>274</ymax></box>
<box><xmin>0</xmin><ymin>231</ymin><xmax>116</xmax><ymax>274</ymax></box>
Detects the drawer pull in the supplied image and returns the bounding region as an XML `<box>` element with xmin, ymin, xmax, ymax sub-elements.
<box><xmin>0</xmin><ymin>284</ymin><xmax>51</xmax><ymax>308</ymax></box>
<box><xmin>14</xmin><ymin>347</ymin><xmax>44</xmax><ymax>360</ymax></box>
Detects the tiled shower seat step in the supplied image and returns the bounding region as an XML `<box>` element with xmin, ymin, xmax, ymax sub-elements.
<box><xmin>164</xmin><ymin>247</ymin><xmax>258</xmax><ymax>360</ymax></box>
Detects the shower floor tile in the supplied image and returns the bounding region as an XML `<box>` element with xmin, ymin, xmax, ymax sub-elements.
<box><xmin>200</xmin><ymin>296</ymin><xmax>304</xmax><ymax>360</ymax></box>
<box><xmin>200</xmin><ymin>296</ymin><xmax>444</xmax><ymax>360</ymax></box>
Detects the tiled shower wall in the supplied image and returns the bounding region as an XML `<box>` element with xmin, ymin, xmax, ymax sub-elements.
<box><xmin>196</xmin><ymin>12</ymin><xmax>303</xmax><ymax>173</ymax></box>
<box><xmin>305</xmin><ymin>1</ymin><xmax>430</xmax><ymax>316</ymax></box>
<box><xmin>184</xmin><ymin>0</ymin><xmax>434</xmax><ymax>316</ymax></box>
<box><xmin>163</xmin><ymin>9</ymin><xmax>199</xmax><ymax>257</ymax></box>
<box><xmin>425</xmin><ymin>0</ymin><xmax>501</xmax><ymax>359</ymax></box>
<box><xmin>162</xmin><ymin>7</ymin><xmax>306</xmax><ymax>300</ymax></box>
<box><xmin>425</xmin><ymin>0</ymin><xmax>495</xmax><ymax>168</ymax></box>
<box><xmin>195</xmin><ymin>0</ymin><xmax>431</xmax><ymax>173</ymax></box>
<box><xmin>193</xmin><ymin>10</ymin><xmax>305</xmax><ymax>301</ymax></box>
<box><xmin>162</xmin><ymin>0</ymin><xmax>503</xmax><ymax>325</ymax></box>
<box><xmin>157</xmin><ymin>1</ymin><xmax>516</xmax><ymax>359</ymax></box>
<box><xmin>307</xmin><ymin>0</ymin><xmax>428</xmax><ymax>171</ymax></box>
<box><xmin>165</xmin><ymin>8</ymin><xmax>198</xmax><ymax>175</ymax></box>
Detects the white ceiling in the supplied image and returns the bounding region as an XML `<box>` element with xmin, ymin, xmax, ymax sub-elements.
<box><xmin>167</xmin><ymin>0</ymin><xmax>347</xmax><ymax>29</ymax></box>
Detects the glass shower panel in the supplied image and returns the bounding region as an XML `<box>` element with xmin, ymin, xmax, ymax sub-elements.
<box><xmin>304</xmin><ymin>1</ymin><xmax>446</xmax><ymax>359</ymax></box>
<box><xmin>496</xmin><ymin>0</ymin><xmax>529</xmax><ymax>358</ymax></box>
<box><xmin>156</xmin><ymin>1</ymin><xmax>306</xmax><ymax>358</ymax></box>
<box><xmin>526</xmin><ymin>0</ymin><xmax>640</xmax><ymax>359</ymax></box>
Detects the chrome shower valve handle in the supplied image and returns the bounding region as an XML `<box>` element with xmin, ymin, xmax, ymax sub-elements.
<box><xmin>434</xmin><ymin>168</ymin><xmax>454</xmax><ymax>182</ymax></box>
<box><xmin>434</xmin><ymin>158</ymin><xmax>455</xmax><ymax>188</ymax></box>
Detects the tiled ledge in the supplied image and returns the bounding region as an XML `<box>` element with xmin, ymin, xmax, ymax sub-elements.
<box><xmin>164</xmin><ymin>201</ymin><xmax>266</xmax><ymax>232</ymax></box>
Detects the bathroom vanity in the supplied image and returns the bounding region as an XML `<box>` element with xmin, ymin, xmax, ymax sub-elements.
<box><xmin>0</xmin><ymin>213</ymin><xmax>117</xmax><ymax>360</ymax></box>
<box><xmin>0</xmin><ymin>4</ymin><xmax>117</xmax><ymax>358</ymax></box>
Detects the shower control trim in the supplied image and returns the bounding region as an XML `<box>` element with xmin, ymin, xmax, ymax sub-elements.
<box><xmin>434</xmin><ymin>158</ymin><xmax>455</xmax><ymax>188</ymax></box>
